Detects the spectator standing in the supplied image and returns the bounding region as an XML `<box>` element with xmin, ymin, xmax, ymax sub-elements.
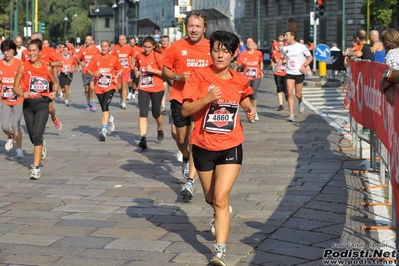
<box><xmin>370</xmin><ymin>30</ymin><xmax>386</xmax><ymax>63</ymax></box>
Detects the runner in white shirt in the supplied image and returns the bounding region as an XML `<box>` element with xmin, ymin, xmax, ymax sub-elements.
<box><xmin>14</xmin><ymin>36</ymin><xmax>26</xmax><ymax>60</ymax></box>
<box><xmin>276</xmin><ymin>30</ymin><xmax>313</xmax><ymax>122</ymax></box>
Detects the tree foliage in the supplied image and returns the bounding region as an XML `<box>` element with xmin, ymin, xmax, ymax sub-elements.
<box><xmin>361</xmin><ymin>0</ymin><xmax>398</xmax><ymax>29</ymax></box>
<box><xmin>5</xmin><ymin>0</ymin><xmax>116</xmax><ymax>44</ymax></box>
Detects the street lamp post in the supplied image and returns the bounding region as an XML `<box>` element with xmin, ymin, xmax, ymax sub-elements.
<box><xmin>74</xmin><ymin>12</ymin><xmax>77</xmax><ymax>46</ymax></box>
<box><xmin>134</xmin><ymin>0</ymin><xmax>139</xmax><ymax>37</ymax></box>
<box><xmin>95</xmin><ymin>6</ymin><xmax>99</xmax><ymax>43</ymax></box>
<box><xmin>112</xmin><ymin>2</ymin><xmax>117</xmax><ymax>43</ymax></box>
<box><xmin>64</xmin><ymin>15</ymin><xmax>68</xmax><ymax>42</ymax></box>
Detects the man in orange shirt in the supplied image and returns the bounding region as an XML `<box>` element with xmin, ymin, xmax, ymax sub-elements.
<box><xmin>160</xmin><ymin>35</ymin><xmax>172</xmax><ymax>115</ymax></box>
<box><xmin>127</xmin><ymin>37</ymin><xmax>142</xmax><ymax>101</ymax></box>
<box><xmin>76</xmin><ymin>35</ymin><xmax>99</xmax><ymax>112</ymax></box>
<box><xmin>112</xmin><ymin>34</ymin><xmax>134</xmax><ymax>109</ymax></box>
<box><xmin>65</xmin><ymin>40</ymin><xmax>75</xmax><ymax>56</ymax></box>
<box><xmin>162</xmin><ymin>10</ymin><xmax>212</xmax><ymax>200</ymax></box>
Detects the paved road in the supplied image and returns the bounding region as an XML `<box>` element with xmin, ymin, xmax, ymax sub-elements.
<box><xmin>0</xmin><ymin>74</ymin><xmax>391</xmax><ymax>266</ymax></box>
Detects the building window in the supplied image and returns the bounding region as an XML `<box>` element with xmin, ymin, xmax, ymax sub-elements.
<box><xmin>277</xmin><ymin>1</ymin><xmax>282</xmax><ymax>16</ymax></box>
<box><xmin>291</xmin><ymin>0</ymin><xmax>295</xmax><ymax>14</ymax></box>
<box><xmin>304</xmin><ymin>0</ymin><xmax>310</xmax><ymax>13</ymax></box>
<box><xmin>105</xmin><ymin>18</ymin><xmax>110</xmax><ymax>28</ymax></box>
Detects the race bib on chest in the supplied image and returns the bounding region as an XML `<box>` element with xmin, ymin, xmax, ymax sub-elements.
<box><xmin>29</xmin><ymin>76</ymin><xmax>49</xmax><ymax>95</ymax></box>
<box><xmin>98</xmin><ymin>74</ymin><xmax>112</xmax><ymax>88</ymax></box>
<box><xmin>84</xmin><ymin>60</ymin><xmax>90</xmax><ymax>67</ymax></box>
<box><xmin>203</xmin><ymin>103</ymin><xmax>238</xmax><ymax>134</ymax></box>
<box><xmin>2</xmin><ymin>85</ymin><xmax>17</xmax><ymax>102</ymax></box>
<box><xmin>245</xmin><ymin>67</ymin><xmax>257</xmax><ymax>79</ymax></box>
<box><xmin>120</xmin><ymin>58</ymin><xmax>129</xmax><ymax>68</ymax></box>
<box><xmin>62</xmin><ymin>65</ymin><xmax>71</xmax><ymax>74</ymax></box>
<box><xmin>140</xmin><ymin>74</ymin><xmax>154</xmax><ymax>88</ymax></box>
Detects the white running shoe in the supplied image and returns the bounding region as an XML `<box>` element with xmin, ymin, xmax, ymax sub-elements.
<box><xmin>180</xmin><ymin>180</ymin><xmax>194</xmax><ymax>199</ymax></box>
<box><xmin>65</xmin><ymin>100</ymin><xmax>69</xmax><ymax>106</ymax></box>
<box><xmin>16</xmin><ymin>148</ymin><xmax>24</xmax><ymax>158</ymax></box>
<box><xmin>176</xmin><ymin>150</ymin><xmax>183</xmax><ymax>162</ymax></box>
<box><xmin>108</xmin><ymin>116</ymin><xmax>115</xmax><ymax>132</ymax></box>
<box><xmin>99</xmin><ymin>128</ymin><xmax>107</xmax><ymax>141</ymax></box>
<box><xmin>127</xmin><ymin>92</ymin><xmax>132</xmax><ymax>100</ymax></box>
<box><xmin>5</xmin><ymin>135</ymin><xmax>14</xmax><ymax>151</ymax></box>
<box><xmin>30</xmin><ymin>164</ymin><xmax>41</xmax><ymax>180</ymax></box>
<box><xmin>121</xmin><ymin>102</ymin><xmax>127</xmax><ymax>109</ymax></box>
<box><xmin>288</xmin><ymin>114</ymin><xmax>295</xmax><ymax>122</ymax></box>
<box><xmin>210</xmin><ymin>244</ymin><xmax>226</xmax><ymax>266</ymax></box>
<box><xmin>299</xmin><ymin>102</ymin><xmax>305</xmax><ymax>113</ymax></box>
<box><xmin>255</xmin><ymin>113</ymin><xmax>259</xmax><ymax>121</ymax></box>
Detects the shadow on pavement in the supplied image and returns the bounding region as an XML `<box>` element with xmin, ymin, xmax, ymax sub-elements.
<box><xmin>236</xmin><ymin>112</ymin><xmax>379</xmax><ymax>265</ymax></box>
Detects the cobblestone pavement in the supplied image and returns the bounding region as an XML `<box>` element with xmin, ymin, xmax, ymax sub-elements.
<box><xmin>0</xmin><ymin>74</ymin><xmax>392</xmax><ymax>266</ymax></box>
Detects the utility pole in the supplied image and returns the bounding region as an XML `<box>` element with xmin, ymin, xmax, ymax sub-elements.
<box><xmin>342</xmin><ymin>0</ymin><xmax>345</xmax><ymax>51</ymax></box>
<box><xmin>257</xmin><ymin>0</ymin><xmax>260</xmax><ymax>48</ymax></box>
<box><xmin>313</xmin><ymin>0</ymin><xmax>317</xmax><ymax>73</ymax></box>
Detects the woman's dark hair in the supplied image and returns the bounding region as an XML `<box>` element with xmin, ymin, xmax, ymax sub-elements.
<box><xmin>1</xmin><ymin>39</ymin><xmax>18</xmax><ymax>56</ymax></box>
<box><xmin>29</xmin><ymin>39</ymin><xmax>43</xmax><ymax>51</ymax></box>
<box><xmin>142</xmin><ymin>36</ymin><xmax>162</xmax><ymax>54</ymax></box>
<box><xmin>209</xmin><ymin>31</ymin><xmax>239</xmax><ymax>55</ymax></box>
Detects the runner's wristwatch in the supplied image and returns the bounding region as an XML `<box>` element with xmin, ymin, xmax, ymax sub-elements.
<box><xmin>174</xmin><ymin>75</ymin><xmax>179</xmax><ymax>81</ymax></box>
<box><xmin>383</xmin><ymin>69</ymin><xmax>393</xmax><ymax>82</ymax></box>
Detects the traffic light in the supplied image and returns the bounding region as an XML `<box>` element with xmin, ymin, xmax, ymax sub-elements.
<box><xmin>38</xmin><ymin>22</ymin><xmax>46</xmax><ymax>33</ymax></box>
<box><xmin>310</xmin><ymin>25</ymin><xmax>314</xmax><ymax>38</ymax></box>
<box><xmin>176</xmin><ymin>18</ymin><xmax>183</xmax><ymax>32</ymax></box>
<box><xmin>316</xmin><ymin>0</ymin><xmax>324</xmax><ymax>19</ymax></box>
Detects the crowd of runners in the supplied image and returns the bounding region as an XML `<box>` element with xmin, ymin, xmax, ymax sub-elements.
<box><xmin>0</xmin><ymin>9</ymin><xmax>320</xmax><ymax>266</ymax></box>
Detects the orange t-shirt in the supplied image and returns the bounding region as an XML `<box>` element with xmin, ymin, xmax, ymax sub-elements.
<box><xmin>271</xmin><ymin>40</ymin><xmax>279</xmax><ymax>53</ymax></box>
<box><xmin>237</xmin><ymin>50</ymin><xmax>263</xmax><ymax>80</ymax></box>
<box><xmin>271</xmin><ymin>50</ymin><xmax>287</xmax><ymax>77</ymax></box>
<box><xmin>22</xmin><ymin>46</ymin><xmax>62</xmax><ymax>64</ymax></box>
<box><xmin>161</xmin><ymin>45</ymin><xmax>172</xmax><ymax>57</ymax></box>
<box><xmin>21</xmin><ymin>49</ymin><xmax>29</xmax><ymax>61</ymax></box>
<box><xmin>86</xmin><ymin>54</ymin><xmax>123</xmax><ymax>94</ymax></box>
<box><xmin>163</xmin><ymin>37</ymin><xmax>212</xmax><ymax>103</ymax></box>
<box><xmin>308</xmin><ymin>43</ymin><xmax>314</xmax><ymax>51</ymax></box>
<box><xmin>0</xmin><ymin>58</ymin><xmax>24</xmax><ymax>106</ymax></box>
<box><xmin>112</xmin><ymin>44</ymin><xmax>134</xmax><ymax>71</ymax></box>
<box><xmin>20</xmin><ymin>60</ymin><xmax>52</xmax><ymax>98</ymax></box>
<box><xmin>183</xmin><ymin>67</ymin><xmax>253</xmax><ymax>151</ymax></box>
<box><xmin>76</xmin><ymin>45</ymin><xmax>99</xmax><ymax>74</ymax></box>
<box><xmin>135</xmin><ymin>51</ymin><xmax>165</xmax><ymax>93</ymax></box>
<box><xmin>67</xmin><ymin>44</ymin><xmax>76</xmax><ymax>55</ymax></box>
<box><xmin>58</xmin><ymin>54</ymin><xmax>77</xmax><ymax>74</ymax></box>
<box><xmin>131</xmin><ymin>45</ymin><xmax>143</xmax><ymax>65</ymax></box>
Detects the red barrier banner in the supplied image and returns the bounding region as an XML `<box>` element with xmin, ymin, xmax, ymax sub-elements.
<box><xmin>349</xmin><ymin>60</ymin><xmax>399</xmax><ymax>224</ymax></box>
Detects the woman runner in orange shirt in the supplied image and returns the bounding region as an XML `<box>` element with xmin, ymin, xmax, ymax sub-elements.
<box><xmin>13</xmin><ymin>39</ymin><xmax>58</xmax><ymax>179</ymax></box>
<box><xmin>86</xmin><ymin>40</ymin><xmax>123</xmax><ymax>141</ymax></box>
<box><xmin>134</xmin><ymin>36</ymin><xmax>165</xmax><ymax>149</ymax></box>
<box><xmin>237</xmin><ymin>37</ymin><xmax>263</xmax><ymax>122</ymax></box>
<box><xmin>182</xmin><ymin>30</ymin><xmax>255</xmax><ymax>266</ymax></box>
<box><xmin>0</xmin><ymin>39</ymin><xmax>24</xmax><ymax>158</ymax></box>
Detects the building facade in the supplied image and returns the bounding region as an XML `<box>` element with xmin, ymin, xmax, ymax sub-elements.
<box><xmin>110</xmin><ymin>0</ymin><xmax>368</xmax><ymax>50</ymax></box>
<box><xmin>89</xmin><ymin>6</ymin><xmax>115</xmax><ymax>43</ymax></box>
